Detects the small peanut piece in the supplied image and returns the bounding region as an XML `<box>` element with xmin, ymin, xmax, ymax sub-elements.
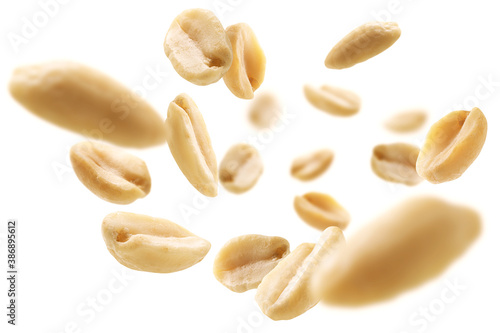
<box><xmin>303</xmin><ymin>84</ymin><xmax>361</xmax><ymax>116</ymax></box>
<box><xmin>294</xmin><ymin>192</ymin><xmax>350</xmax><ymax>230</ymax></box>
<box><xmin>371</xmin><ymin>143</ymin><xmax>422</xmax><ymax>186</ymax></box>
<box><xmin>255</xmin><ymin>227</ymin><xmax>345</xmax><ymax>320</ymax></box>
<box><xmin>213</xmin><ymin>234</ymin><xmax>290</xmax><ymax>293</ymax></box>
<box><xmin>70</xmin><ymin>141</ymin><xmax>151</xmax><ymax>204</ymax></box>
<box><xmin>165</xmin><ymin>93</ymin><xmax>218</xmax><ymax>197</ymax></box>
<box><xmin>9</xmin><ymin>61</ymin><xmax>166</xmax><ymax>148</ymax></box>
<box><xmin>248</xmin><ymin>91</ymin><xmax>282</xmax><ymax>129</ymax></box>
<box><xmin>223</xmin><ymin>23</ymin><xmax>266</xmax><ymax>99</ymax></box>
<box><xmin>291</xmin><ymin>149</ymin><xmax>334</xmax><ymax>181</ymax></box>
<box><xmin>416</xmin><ymin>107</ymin><xmax>487</xmax><ymax>184</ymax></box>
<box><xmin>314</xmin><ymin>197</ymin><xmax>481</xmax><ymax>306</ymax></box>
<box><xmin>164</xmin><ymin>8</ymin><xmax>233</xmax><ymax>85</ymax></box>
<box><xmin>384</xmin><ymin>109</ymin><xmax>427</xmax><ymax>133</ymax></box>
<box><xmin>325</xmin><ymin>22</ymin><xmax>401</xmax><ymax>69</ymax></box>
<box><xmin>102</xmin><ymin>212</ymin><xmax>211</xmax><ymax>273</ymax></box>
<box><xmin>219</xmin><ymin>144</ymin><xmax>263</xmax><ymax>194</ymax></box>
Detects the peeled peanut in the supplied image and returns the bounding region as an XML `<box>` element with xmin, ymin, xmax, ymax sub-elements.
<box><xmin>102</xmin><ymin>212</ymin><xmax>211</xmax><ymax>273</ymax></box>
<box><xmin>314</xmin><ymin>197</ymin><xmax>481</xmax><ymax>306</ymax></box>
<box><xmin>248</xmin><ymin>91</ymin><xmax>282</xmax><ymax>129</ymax></box>
<box><xmin>213</xmin><ymin>234</ymin><xmax>290</xmax><ymax>293</ymax></box>
<box><xmin>219</xmin><ymin>143</ymin><xmax>263</xmax><ymax>194</ymax></box>
<box><xmin>416</xmin><ymin>107</ymin><xmax>487</xmax><ymax>183</ymax></box>
<box><xmin>291</xmin><ymin>149</ymin><xmax>334</xmax><ymax>181</ymax></box>
<box><xmin>223</xmin><ymin>23</ymin><xmax>266</xmax><ymax>99</ymax></box>
<box><xmin>165</xmin><ymin>93</ymin><xmax>218</xmax><ymax>197</ymax></box>
<box><xmin>256</xmin><ymin>227</ymin><xmax>345</xmax><ymax>320</ymax></box>
<box><xmin>70</xmin><ymin>141</ymin><xmax>151</xmax><ymax>204</ymax></box>
<box><xmin>371</xmin><ymin>143</ymin><xmax>422</xmax><ymax>186</ymax></box>
<box><xmin>164</xmin><ymin>8</ymin><xmax>233</xmax><ymax>85</ymax></box>
<box><xmin>294</xmin><ymin>192</ymin><xmax>350</xmax><ymax>230</ymax></box>
<box><xmin>304</xmin><ymin>84</ymin><xmax>361</xmax><ymax>116</ymax></box>
<box><xmin>385</xmin><ymin>110</ymin><xmax>427</xmax><ymax>133</ymax></box>
<box><xmin>9</xmin><ymin>61</ymin><xmax>166</xmax><ymax>148</ymax></box>
<box><xmin>325</xmin><ymin>22</ymin><xmax>401</xmax><ymax>69</ymax></box>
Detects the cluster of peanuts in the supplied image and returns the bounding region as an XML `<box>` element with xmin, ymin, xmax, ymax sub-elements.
<box><xmin>8</xmin><ymin>8</ymin><xmax>487</xmax><ymax>321</ymax></box>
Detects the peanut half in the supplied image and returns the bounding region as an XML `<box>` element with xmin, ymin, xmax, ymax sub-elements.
<box><xmin>70</xmin><ymin>141</ymin><xmax>151</xmax><ymax>204</ymax></box>
<box><xmin>384</xmin><ymin>109</ymin><xmax>427</xmax><ymax>133</ymax></box>
<box><xmin>294</xmin><ymin>192</ymin><xmax>350</xmax><ymax>230</ymax></box>
<box><xmin>213</xmin><ymin>234</ymin><xmax>290</xmax><ymax>293</ymax></box>
<box><xmin>248</xmin><ymin>91</ymin><xmax>282</xmax><ymax>129</ymax></box>
<box><xmin>164</xmin><ymin>8</ymin><xmax>233</xmax><ymax>85</ymax></box>
<box><xmin>304</xmin><ymin>84</ymin><xmax>361</xmax><ymax>116</ymax></box>
<box><xmin>223</xmin><ymin>23</ymin><xmax>266</xmax><ymax>99</ymax></box>
<box><xmin>102</xmin><ymin>212</ymin><xmax>211</xmax><ymax>273</ymax></box>
<box><xmin>255</xmin><ymin>227</ymin><xmax>345</xmax><ymax>320</ymax></box>
<box><xmin>291</xmin><ymin>149</ymin><xmax>334</xmax><ymax>181</ymax></box>
<box><xmin>325</xmin><ymin>22</ymin><xmax>401</xmax><ymax>69</ymax></box>
<box><xmin>314</xmin><ymin>196</ymin><xmax>481</xmax><ymax>306</ymax></box>
<box><xmin>9</xmin><ymin>61</ymin><xmax>166</xmax><ymax>148</ymax></box>
<box><xmin>371</xmin><ymin>143</ymin><xmax>422</xmax><ymax>186</ymax></box>
<box><xmin>219</xmin><ymin>143</ymin><xmax>263</xmax><ymax>194</ymax></box>
<box><xmin>416</xmin><ymin>107</ymin><xmax>487</xmax><ymax>183</ymax></box>
<box><xmin>165</xmin><ymin>93</ymin><xmax>218</xmax><ymax>197</ymax></box>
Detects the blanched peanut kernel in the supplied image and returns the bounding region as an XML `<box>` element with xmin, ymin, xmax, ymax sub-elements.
<box><xmin>219</xmin><ymin>144</ymin><xmax>263</xmax><ymax>194</ymax></box>
<box><xmin>304</xmin><ymin>84</ymin><xmax>361</xmax><ymax>116</ymax></box>
<box><xmin>325</xmin><ymin>22</ymin><xmax>401</xmax><ymax>69</ymax></box>
<box><xmin>165</xmin><ymin>93</ymin><xmax>218</xmax><ymax>197</ymax></box>
<box><xmin>213</xmin><ymin>234</ymin><xmax>290</xmax><ymax>293</ymax></box>
<box><xmin>291</xmin><ymin>149</ymin><xmax>334</xmax><ymax>181</ymax></box>
<box><xmin>416</xmin><ymin>108</ymin><xmax>487</xmax><ymax>183</ymax></box>
<box><xmin>385</xmin><ymin>109</ymin><xmax>427</xmax><ymax>133</ymax></box>
<box><xmin>164</xmin><ymin>8</ymin><xmax>233</xmax><ymax>85</ymax></box>
<box><xmin>371</xmin><ymin>143</ymin><xmax>422</xmax><ymax>186</ymax></box>
<box><xmin>294</xmin><ymin>192</ymin><xmax>350</xmax><ymax>230</ymax></box>
<box><xmin>70</xmin><ymin>141</ymin><xmax>151</xmax><ymax>204</ymax></box>
<box><xmin>223</xmin><ymin>23</ymin><xmax>266</xmax><ymax>99</ymax></box>
<box><xmin>102</xmin><ymin>212</ymin><xmax>211</xmax><ymax>273</ymax></box>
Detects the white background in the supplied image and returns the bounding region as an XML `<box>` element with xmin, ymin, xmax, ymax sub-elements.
<box><xmin>1</xmin><ymin>0</ymin><xmax>499</xmax><ymax>332</ymax></box>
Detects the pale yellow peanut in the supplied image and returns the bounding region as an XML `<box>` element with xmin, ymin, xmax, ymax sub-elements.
<box><xmin>314</xmin><ymin>197</ymin><xmax>481</xmax><ymax>306</ymax></box>
<box><xmin>291</xmin><ymin>149</ymin><xmax>334</xmax><ymax>181</ymax></box>
<box><xmin>102</xmin><ymin>212</ymin><xmax>211</xmax><ymax>273</ymax></box>
<box><xmin>304</xmin><ymin>84</ymin><xmax>361</xmax><ymax>116</ymax></box>
<box><xmin>294</xmin><ymin>192</ymin><xmax>350</xmax><ymax>230</ymax></box>
<box><xmin>256</xmin><ymin>227</ymin><xmax>345</xmax><ymax>320</ymax></box>
<box><xmin>223</xmin><ymin>23</ymin><xmax>266</xmax><ymax>99</ymax></box>
<box><xmin>9</xmin><ymin>61</ymin><xmax>166</xmax><ymax>148</ymax></box>
<box><xmin>164</xmin><ymin>8</ymin><xmax>233</xmax><ymax>85</ymax></box>
<box><xmin>371</xmin><ymin>143</ymin><xmax>422</xmax><ymax>186</ymax></box>
<box><xmin>416</xmin><ymin>108</ymin><xmax>487</xmax><ymax>183</ymax></box>
<box><xmin>213</xmin><ymin>234</ymin><xmax>290</xmax><ymax>293</ymax></box>
<box><xmin>325</xmin><ymin>22</ymin><xmax>401</xmax><ymax>69</ymax></box>
<box><xmin>165</xmin><ymin>93</ymin><xmax>218</xmax><ymax>197</ymax></box>
<box><xmin>385</xmin><ymin>109</ymin><xmax>427</xmax><ymax>133</ymax></box>
<box><xmin>219</xmin><ymin>144</ymin><xmax>263</xmax><ymax>194</ymax></box>
<box><xmin>70</xmin><ymin>141</ymin><xmax>151</xmax><ymax>204</ymax></box>
<box><xmin>248</xmin><ymin>91</ymin><xmax>282</xmax><ymax>129</ymax></box>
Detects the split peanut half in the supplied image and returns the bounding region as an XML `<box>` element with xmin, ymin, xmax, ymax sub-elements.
<box><xmin>325</xmin><ymin>22</ymin><xmax>401</xmax><ymax>69</ymax></box>
<box><xmin>304</xmin><ymin>84</ymin><xmax>361</xmax><ymax>116</ymax></box>
<box><xmin>314</xmin><ymin>196</ymin><xmax>481</xmax><ymax>306</ymax></box>
<box><xmin>384</xmin><ymin>109</ymin><xmax>427</xmax><ymax>133</ymax></box>
<box><xmin>102</xmin><ymin>212</ymin><xmax>211</xmax><ymax>273</ymax></box>
<box><xmin>9</xmin><ymin>61</ymin><xmax>166</xmax><ymax>148</ymax></box>
<box><xmin>248</xmin><ymin>91</ymin><xmax>282</xmax><ymax>129</ymax></box>
<box><xmin>223</xmin><ymin>23</ymin><xmax>266</xmax><ymax>99</ymax></box>
<box><xmin>219</xmin><ymin>143</ymin><xmax>263</xmax><ymax>194</ymax></box>
<box><xmin>416</xmin><ymin>108</ymin><xmax>487</xmax><ymax>183</ymax></box>
<box><xmin>70</xmin><ymin>141</ymin><xmax>151</xmax><ymax>204</ymax></box>
<box><xmin>371</xmin><ymin>143</ymin><xmax>422</xmax><ymax>186</ymax></box>
<box><xmin>165</xmin><ymin>93</ymin><xmax>218</xmax><ymax>197</ymax></box>
<box><xmin>255</xmin><ymin>227</ymin><xmax>346</xmax><ymax>320</ymax></box>
<box><xmin>213</xmin><ymin>234</ymin><xmax>290</xmax><ymax>293</ymax></box>
<box><xmin>164</xmin><ymin>8</ymin><xmax>233</xmax><ymax>85</ymax></box>
<box><xmin>294</xmin><ymin>192</ymin><xmax>350</xmax><ymax>230</ymax></box>
<box><xmin>291</xmin><ymin>149</ymin><xmax>334</xmax><ymax>181</ymax></box>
